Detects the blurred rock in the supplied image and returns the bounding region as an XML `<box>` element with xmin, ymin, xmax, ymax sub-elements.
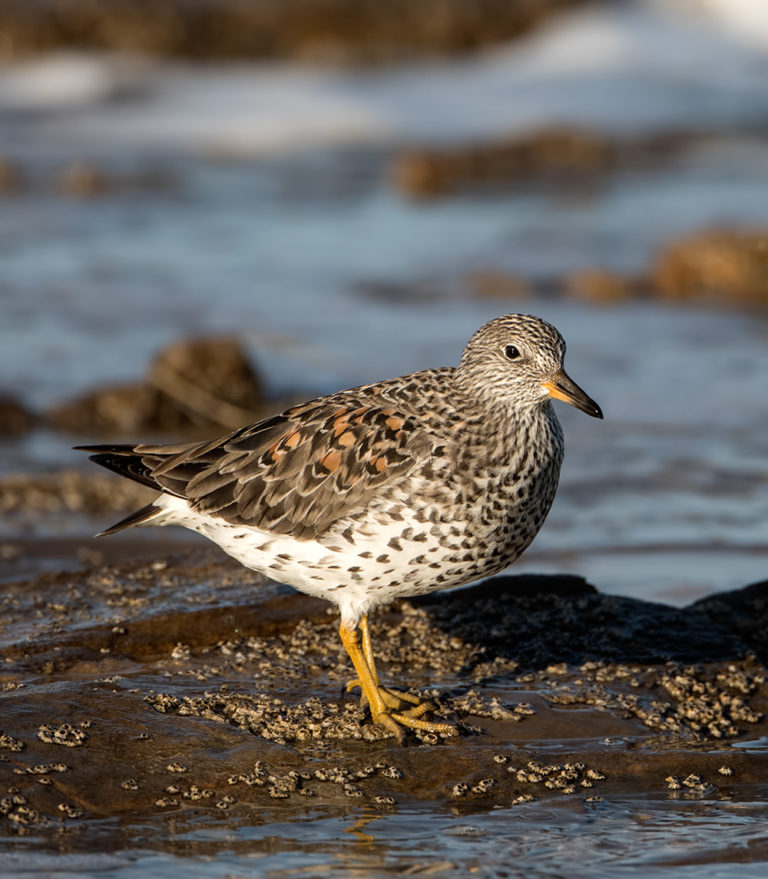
<box><xmin>391</xmin><ymin>128</ymin><xmax>733</xmax><ymax>199</ymax></box>
<box><xmin>49</xmin><ymin>336</ymin><xmax>265</xmax><ymax>435</ymax></box>
<box><xmin>356</xmin><ymin>276</ymin><xmax>456</xmax><ymax>304</ymax></box>
<box><xmin>49</xmin><ymin>382</ymin><xmax>164</xmax><ymax>434</ymax></box>
<box><xmin>565</xmin><ymin>268</ymin><xmax>638</xmax><ymax>305</ymax></box>
<box><xmin>57</xmin><ymin>161</ymin><xmax>175</xmax><ymax>198</ymax></box>
<box><xmin>58</xmin><ymin>161</ymin><xmax>110</xmax><ymax>197</ymax></box>
<box><xmin>0</xmin><ymin>393</ymin><xmax>37</xmax><ymax>435</ymax></box>
<box><xmin>0</xmin><ymin>0</ymin><xmax>588</xmax><ymax>63</ymax></box>
<box><xmin>0</xmin><ymin>156</ymin><xmax>24</xmax><ymax>194</ymax></box>
<box><xmin>0</xmin><ymin>469</ymin><xmax>151</xmax><ymax>516</ymax></box>
<box><xmin>393</xmin><ymin>129</ymin><xmax>611</xmax><ymax>198</ymax></box>
<box><xmin>148</xmin><ymin>336</ymin><xmax>264</xmax><ymax>427</ymax></box>
<box><xmin>652</xmin><ymin>230</ymin><xmax>768</xmax><ymax>306</ymax></box>
<box><xmin>468</xmin><ymin>270</ymin><xmax>531</xmax><ymax>301</ymax></box>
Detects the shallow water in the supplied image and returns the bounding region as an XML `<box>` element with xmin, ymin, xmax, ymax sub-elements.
<box><xmin>2</xmin><ymin>796</ymin><xmax>768</xmax><ymax>878</ymax></box>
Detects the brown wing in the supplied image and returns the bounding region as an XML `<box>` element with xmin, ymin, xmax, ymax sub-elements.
<box><xmin>131</xmin><ymin>394</ymin><xmax>434</xmax><ymax>540</ymax></box>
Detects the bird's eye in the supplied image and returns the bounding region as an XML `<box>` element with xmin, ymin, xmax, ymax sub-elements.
<box><xmin>504</xmin><ymin>344</ymin><xmax>520</xmax><ymax>360</ymax></box>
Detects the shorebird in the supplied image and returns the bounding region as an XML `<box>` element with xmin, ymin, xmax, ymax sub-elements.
<box><xmin>77</xmin><ymin>314</ymin><xmax>602</xmax><ymax>740</ymax></box>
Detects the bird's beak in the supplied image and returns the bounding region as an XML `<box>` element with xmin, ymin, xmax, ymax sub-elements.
<box><xmin>543</xmin><ymin>369</ymin><xmax>603</xmax><ymax>419</ymax></box>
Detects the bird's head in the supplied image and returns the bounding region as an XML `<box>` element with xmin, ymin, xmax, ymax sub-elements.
<box><xmin>457</xmin><ymin>313</ymin><xmax>603</xmax><ymax>419</ymax></box>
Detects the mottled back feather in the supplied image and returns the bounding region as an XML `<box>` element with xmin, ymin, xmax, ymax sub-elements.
<box><xmin>82</xmin><ymin>378</ymin><xmax>445</xmax><ymax>540</ymax></box>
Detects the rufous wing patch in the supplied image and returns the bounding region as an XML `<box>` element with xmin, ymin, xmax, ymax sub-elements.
<box><xmin>283</xmin><ymin>430</ymin><xmax>302</xmax><ymax>450</ymax></box>
<box><xmin>320</xmin><ymin>449</ymin><xmax>341</xmax><ymax>473</ymax></box>
<box><xmin>368</xmin><ymin>453</ymin><xmax>388</xmax><ymax>474</ymax></box>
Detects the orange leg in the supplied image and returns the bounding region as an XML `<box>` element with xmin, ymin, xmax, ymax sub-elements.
<box><xmin>358</xmin><ymin>615</ymin><xmax>424</xmax><ymax>708</ymax></box>
<box><xmin>339</xmin><ymin>617</ymin><xmax>457</xmax><ymax>741</ymax></box>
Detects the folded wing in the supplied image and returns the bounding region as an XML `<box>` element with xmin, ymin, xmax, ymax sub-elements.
<box><xmin>78</xmin><ymin>394</ymin><xmax>434</xmax><ymax>540</ymax></box>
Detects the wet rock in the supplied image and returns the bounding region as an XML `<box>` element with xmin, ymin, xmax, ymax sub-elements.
<box><xmin>0</xmin><ymin>550</ymin><xmax>766</xmax><ymax>844</ymax></box>
<box><xmin>412</xmin><ymin>573</ymin><xmax>748</xmax><ymax>669</ymax></box>
<box><xmin>58</xmin><ymin>162</ymin><xmax>111</xmax><ymax>197</ymax></box>
<box><xmin>56</xmin><ymin>162</ymin><xmax>174</xmax><ymax>198</ymax></box>
<box><xmin>468</xmin><ymin>270</ymin><xmax>531</xmax><ymax>302</ymax></box>
<box><xmin>356</xmin><ymin>277</ymin><xmax>453</xmax><ymax>304</ymax></box>
<box><xmin>0</xmin><ymin>0</ymin><xmax>588</xmax><ymax>63</ymax></box>
<box><xmin>565</xmin><ymin>268</ymin><xmax>640</xmax><ymax>305</ymax></box>
<box><xmin>48</xmin><ymin>336</ymin><xmax>265</xmax><ymax>435</ymax></box>
<box><xmin>0</xmin><ymin>157</ymin><xmax>24</xmax><ymax>194</ymax></box>
<box><xmin>694</xmin><ymin>579</ymin><xmax>768</xmax><ymax>663</ymax></box>
<box><xmin>393</xmin><ymin>129</ymin><xmax>611</xmax><ymax>198</ymax></box>
<box><xmin>48</xmin><ymin>383</ymin><xmax>166</xmax><ymax>435</ymax></box>
<box><xmin>652</xmin><ymin>229</ymin><xmax>768</xmax><ymax>306</ymax></box>
<box><xmin>0</xmin><ymin>393</ymin><xmax>37</xmax><ymax>436</ymax></box>
<box><xmin>147</xmin><ymin>336</ymin><xmax>263</xmax><ymax>428</ymax></box>
<box><xmin>392</xmin><ymin>128</ymin><xmax>737</xmax><ymax>200</ymax></box>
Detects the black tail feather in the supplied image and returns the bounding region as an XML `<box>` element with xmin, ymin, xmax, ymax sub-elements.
<box><xmin>73</xmin><ymin>444</ymin><xmax>139</xmax><ymax>454</ymax></box>
<box><xmin>96</xmin><ymin>502</ymin><xmax>161</xmax><ymax>537</ymax></box>
<box><xmin>74</xmin><ymin>445</ymin><xmax>160</xmax><ymax>491</ymax></box>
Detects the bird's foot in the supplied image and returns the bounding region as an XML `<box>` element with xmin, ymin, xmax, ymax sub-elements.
<box><xmin>346</xmin><ymin>678</ymin><xmax>458</xmax><ymax>740</ymax></box>
<box><xmin>376</xmin><ymin>704</ymin><xmax>458</xmax><ymax>742</ymax></box>
<box><xmin>339</xmin><ymin>620</ymin><xmax>457</xmax><ymax>741</ymax></box>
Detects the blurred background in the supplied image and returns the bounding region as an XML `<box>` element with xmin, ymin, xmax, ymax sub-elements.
<box><xmin>1</xmin><ymin>0</ymin><xmax>768</xmax><ymax>603</ymax></box>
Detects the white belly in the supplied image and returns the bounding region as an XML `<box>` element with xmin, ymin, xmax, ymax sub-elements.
<box><xmin>151</xmin><ymin>495</ymin><xmax>487</xmax><ymax>626</ymax></box>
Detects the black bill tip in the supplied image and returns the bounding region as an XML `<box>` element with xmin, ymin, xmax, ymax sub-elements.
<box><xmin>544</xmin><ymin>370</ymin><xmax>603</xmax><ymax>419</ymax></box>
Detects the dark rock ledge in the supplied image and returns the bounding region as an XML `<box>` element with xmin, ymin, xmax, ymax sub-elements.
<box><xmin>1</xmin><ymin>550</ymin><xmax>766</xmax><ymax>847</ymax></box>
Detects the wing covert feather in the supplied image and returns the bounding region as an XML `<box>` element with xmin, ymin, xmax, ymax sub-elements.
<box><xmin>134</xmin><ymin>393</ymin><xmax>436</xmax><ymax>539</ymax></box>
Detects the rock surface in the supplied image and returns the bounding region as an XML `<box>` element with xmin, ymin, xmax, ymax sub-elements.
<box><xmin>394</xmin><ymin>129</ymin><xmax>612</xmax><ymax>198</ymax></box>
<box><xmin>1</xmin><ymin>549</ymin><xmax>765</xmax><ymax>847</ymax></box>
<box><xmin>392</xmin><ymin>129</ymin><xmax>722</xmax><ymax>199</ymax></box>
<box><xmin>0</xmin><ymin>0</ymin><xmax>586</xmax><ymax>63</ymax></box>
<box><xmin>652</xmin><ymin>229</ymin><xmax>768</xmax><ymax>306</ymax></box>
<box><xmin>0</xmin><ymin>395</ymin><xmax>37</xmax><ymax>436</ymax></box>
<box><xmin>48</xmin><ymin>336</ymin><xmax>265</xmax><ymax>435</ymax></box>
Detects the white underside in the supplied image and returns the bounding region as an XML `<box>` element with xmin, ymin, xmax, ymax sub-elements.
<box><xmin>148</xmin><ymin>494</ymin><xmax>482</xmax><ymax>627</ymax></box>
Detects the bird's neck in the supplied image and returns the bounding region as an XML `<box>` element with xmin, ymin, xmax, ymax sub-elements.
<box><xmin>452</xmin><ymin>380</ymin><xmax>562</xmax><ymax>469</ymax></box>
